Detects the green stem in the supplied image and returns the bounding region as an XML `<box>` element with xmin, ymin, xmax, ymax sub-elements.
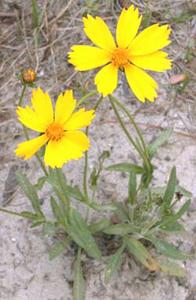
<box><xmin>35</xmin><ymin>153</ymin><xmax>48</xmax><ymax>176</ymax></box>
<box><xmin>55</xmin><ymin>168</ymin><xmax>70</xmax><ymax>207</ymax></box>
<box><xmin>0</xmin><ymin>207</ymin><xmax>24</xmax><ymax>218</ymax></box>
<box><xmin>83</xmin><ymin>95</ymin><xmax>104</xmax><ymax>202</ymax></box>
<box><xmin>109</xmin><ymin>95</ymin><xmax>151</xmax><ymax>175</ymax></box>
<box><xmin>76</xmin><ymin>90</ymin><xmax>97</xmax><ymax>107</ymax></box>
<box><xmin>109</xmin><ymin>95</ymin><xmax>143</xmax><ymax>157</ymax></box>
<box><xmin>110</xmin><ymin>95</ymin><xmax>147</xmax><ymax>154</ymax></box>
<box><xmin>18</xmin><ymin>84</ymin><xmax>26</xmax><ymax>106</ymax></box>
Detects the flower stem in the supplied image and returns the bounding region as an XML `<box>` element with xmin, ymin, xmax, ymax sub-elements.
<box><xmin>18</xmin><ymin>84</ymin><xmax>26</xmax><ymax>106</ymax></box>
<box><xmin>83</xmin><ymin>95</ymin><xmax>103</xmax><ymax>201</ymax></box>
<box><xmin>109</xmin><ymin>95</ymin><xmax>143</xmax><ymax>157</ymax></box>
<box><xmin>35</xmin><ymin>153</ymin><xmax>48</xmax><ymax>176</ymax></box>
<box><xmin>0</xmin><ymin>207</ymin><xmax>24</xmax><ymax>218</ymax></box>
<box><xmin>76</xmin><ymin>90</ymin><xmax>97</xmax><ymax>107</ymax></box>
<box><xmin>55</xmin><ymin>168</ymin><xmax>70</xmax><ymax>208</ymax></box>
<box><xmin>110</xmin><ymin>95</ymin><xmax>147</xmax><ymax>154</ymax></box>
<box><xmin>109</xmin><ymin>95</ymin><xmax>151</xmax><ymax>174</ymax></box>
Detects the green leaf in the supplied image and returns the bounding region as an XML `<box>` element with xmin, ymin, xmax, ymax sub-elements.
<box><xmin>32</xmin><ymin>0</ymin><xmax>41</xmax><ymax>28</ymax></box>
<box><xmin>65</xmin><ymin>185</ymin><xmax>85</xmax><ymax>202</ymax></box>
<box><xmin>105</xmin><ymin>244</ymin><xmax>125</xmax><ymax>284</ymax></box>
<box><xmin>106</xmin><ymin>163</ymin><xmax>144</xmax><ymax>174</ymax></box>
<box><xmin>163</xmin><ymin>167</ymin><xmax>177</xmax><ymax>207</ymax></box>
<box><xmin>43</xmin><ymin>222</ymin><xmax>57</xmax><ymax>236</ymax></box>
<box><xmin>126</xmin><ymin>237</ymin><xmax>159</xmax><ymax>271</ymax></box>
<box><xmin>34</xmin><ymin>176</ymin><xmax>47</xmax><ymax>190</ymax></box>
<box><xmin>89</xmin><ymin>219</ymin><xmax>110</xmax><ymax>234</ymax></box>
<box><xmin>73</xmin><ymin>249</ymin><xmax>86</xmax><ymax>300</ymax></box>
<box><xmin>149</xmin><ymin>237</ymin><xmax>188</xmax><ymax>260</ymax></box>
<box><xmin>20</xmin><ymin>211</ymin><xmax>45</xmax><ymax>226</ymax></box>
<box><xmin>90</xmin><ymin>203</ymin><xmax>117</xmax><ymax>212</ymax></box>
<box><xmin>67</xmin><ymin>207</ymin><xmax>101</xmax><ymax>260</ymax></box>
<box><xmin>159</xmin><ymin>259</ymin><xmax>186</xmax><ymax>277</ymax></box>
<box><xmin>47</xmin><ymin>169</ymin><xmax>68</xmax><ymax>206</ymax></box>
<box><xmin>20</xmin><ymin>211</ymin><xmax>38</xmax><ymax>220</ymax></box>
<box><xmin>50</xmin><ymin>197</ymin><xmax>67</xmax><ymax>226</ymax></box>
<box><xmin>90</xmin><ymin>151</ymin><xmax>110</xmax><ymax>188</ymax></box>
<box><xmin>175</xmin><ymin>199</ymin><xmax>191</xmax><ymax>218</ymax></box>
<box><xmin>160</xmin><ymin>199</ymin><xmax>191</xmax><ymax>228</ymax></box>
<box><xmin>128</xmin><ymin>171</ymin><xmax>137</xmax><ymax>205</ymax></box>
<box><xmin>148</xmin><ymin>128</ymin><xmax>173</xmax><ymax>158</ymax></box>
<box><xmin>49</xmin><ymin>241</ymin><xmax>67</xmax><ymax>260</ymax></box>
<box><xmin>90</xmin><ymin>166</ymin><xmax>98</xmax><ymax>187</ymax></box>
<box><xmin>16</xmin><ymin>171</ymin><xmax>43</xmax><ymax>216</ymax></box>
<box><xmin>47</xmin><ymin>168</ymin><xmax>67</xmax><ymax>190</ymax></box>
<box><xmin>104</xmin><ymin>224</ymin><xmax>138</xmax><ymax>236</ymax></box>
<box><xmin>160</xmin><ymin>221</ymin><xmax>185</xmax><ymax>233</ymax></box>
<box><xmin>31</xmin><ymin>219</ymin><xmax>45</xmax><ymax>228</ymax></box>
<box><xmin>114</xmin><ymin>203</ymin><xmax>130</xmax><ymax>222</ymax></box>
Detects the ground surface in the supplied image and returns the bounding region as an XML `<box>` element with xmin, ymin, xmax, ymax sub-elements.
<box><xmin>0</xmin><ymin>0</ymin><xmax>196</xmax><ymax>299</ymax></box>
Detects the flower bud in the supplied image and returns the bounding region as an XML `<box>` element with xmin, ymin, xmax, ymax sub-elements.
<box><xmin>22</xmin><ymin>68</ymin><xmax>36</xmax><ymax>84</ymax></box>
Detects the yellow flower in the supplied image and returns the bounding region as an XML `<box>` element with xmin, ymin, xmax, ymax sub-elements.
<box><xmin>68</xmin><ymin>5</ymin><xmax>171</xmax><ymax>102</ymax></box>
<box><xmin>15</xmin><ymin>88</ymin><xmax>95</xmax><ymax>168</ymax></box>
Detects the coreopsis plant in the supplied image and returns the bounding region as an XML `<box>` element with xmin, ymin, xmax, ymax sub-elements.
<box><xmin>0</xmin><ymin>5</ymin><xmax>192</xmax><ymax>300</ymax></box>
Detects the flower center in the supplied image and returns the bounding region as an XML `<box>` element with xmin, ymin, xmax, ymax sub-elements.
<box><xmin>111</xmin><ymin>48</ymin><xmax>129</xmax><ymax>68</ymax></box>
<box><xmin>46</xmin><ymin>122</ymin><xmax>64</xmax><ymax>141</ymax></box>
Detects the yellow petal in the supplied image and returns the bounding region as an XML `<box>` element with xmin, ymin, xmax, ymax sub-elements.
<box><xmin>55</xmin><ymin>90</ymin><xmax>76</xmax><ymax>126</ymax></box>
<box><xmin>129</xmin><ymin>24</ymin><xmax>171</xmax><ymax>55</ymax></box>
<box><xmin>83</xmin><ymin>15</ymin><xmax>116</xmax><ymax>51</ymax></box>
<box><xmin>15</xmin><ymin>134</ymin><xmax>48</xmax><ymax>159</ymax></box>
<box><xmin>68</xmin><ymin>45</ymin><xmax>110</xmax><ymax>71</ymax></box>
<box><xmin>116</xmin><ymin>5</ymin><xmax>142</xmax><ymax>48</ymax></box>
<box><xmin>130</xmin><ymin>51</ymin><xmax>172</xmax><ymax>71</ymax></box>
<box><xmin>44</xmin><ymin>131</ymin><xmax>90</xmax><ymax>168</ymax></box>
<box><xmin>17</xmin><ymin>106</ymin><xmax>48</xmax><ymax>132</ymax></box>
<box><xmin>31</xmin><ymin>88</ymin><xmax>54</xmax><ymax>129</ymax></box>
<box><xmin>64</xmin><ymin>109</ymin><xmax>95</xmax><ymax>130</ymax></box>
<box><xmin>94</xmin><ymin>64</ymin><xmax>118</xmax><ymax>96</ymax></box>
<box><xmin>125</xmin><ymin>64</ymin><xmax>158</xmax><ymax>102</ymax></box>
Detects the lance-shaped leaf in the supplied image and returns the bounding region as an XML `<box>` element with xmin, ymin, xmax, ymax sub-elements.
<box><xmin>148</xmin><ymin>128</ymin><xmax>173</xmax><ymax>158</ymax></box>
<box><xmin>126</xmin><ymin>237</ymin><xmax>159</xmax><ymax>271</ymax></box>
<box><xmin>106</xmin><ymin>163</ymin><xmax>144</xmax><ymax>174</ymax></box>
<box><xmin>160</xmin><ymin>199</ymin><xmax>191</xmax><ymax>229</ymax></box>
<box><xmin>20</xmin><ymin>211</ymin><xmax>45</xmax><ymax>228</ymax></box>
<box><xmin>160</xmin><ymin>221</ymin><xmax>185</xmax><ymax>233</ymax></box>
<box><xmin>105</xmin><ymin>244</ymin><xmax>125</xmax><ymax>283</ymax></box>
<box><xmin>67</xmin><ymin>207</ymin><xmax>101</xmax><ymax>260</ymax></box>
<box><xmin>90</xmin><ymin>203</ymin><xmax>117</xmax><ymax>212</ymax></box>
<box><xmin>47</xmin><ymin>168</ymin><xmax>68</xmax><ymax>205</ymax></box>
<box><xmin>163</xmin><ymin>166</ymin><xmax>177</xmax><ymax>207</ymax></box>
<box><xmin>73</xmin><ymin>249</ymin><xmax>86</xmax><ymax>300</ymax></box>
<box><xmin>50</xmin><ymin>197</ymin><xmax>67</xmax><ymax>226</ymax></box>
<box><xmin>104</xmin><ymin>224</ymin><xmax>139</xmax><ymax>236</ymax></box>
<box><xmin>16</xmin><ymin>170</ymin><xmax>43</xmax><ymax>216</ymax></box>
<box><xmin>128</xmin><ymin>170</ymin><xmax>137</xmax><ymax>205</ymax></box>
<box><xmin>89</xmin><ymin>218</ymin><xmax>110</xmax><ymax>234</ymax></box>
<box><xmin>49</xmin><ymin>240</ymin><xmax>69</xmax><ymax>260</ymax></box>
<box><xmin>65</xmin><ymin>185</ymin><xmax>85</xmax><ymax>202</ymax></box>
<box><xmin>148</xmin><ymin>237</ymin><xmax>188</xmax><ymax>260</ymax></box>
<box><xmin>159</xmin><ymin>259</ymin><xmax>186</xmax><ymax>277</ymax></box>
